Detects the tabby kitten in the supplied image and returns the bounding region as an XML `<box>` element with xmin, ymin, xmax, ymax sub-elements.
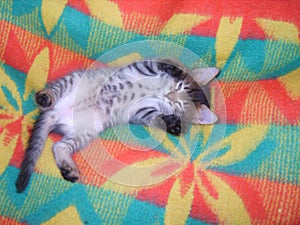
<box><xmin>16</xmin><ymin>58</ymin><xmax>219</xmax><ymax>193</ymax></box>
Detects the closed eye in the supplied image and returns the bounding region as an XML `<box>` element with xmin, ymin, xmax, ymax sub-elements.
<box><xmin>175</xmin><ymin>82</ymin><xmax>183</xmax><ymax>91</ymax></box>
<box><xmin>183</xmin><ymin>101</ymin><xmax>190</xmax><ymax>107</ymax></box>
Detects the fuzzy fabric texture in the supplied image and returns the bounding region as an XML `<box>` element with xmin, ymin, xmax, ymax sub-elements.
<box><xmin>0</xmin><ymin>0</ymin><xmax>299</xmax><ymax>224</ymax></box>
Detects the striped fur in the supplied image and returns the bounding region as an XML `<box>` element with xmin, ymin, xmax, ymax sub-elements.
<box><xmin>16</xmin><ymin>59</ymin><xmax>219</xmax><ymax>192</ymax></box>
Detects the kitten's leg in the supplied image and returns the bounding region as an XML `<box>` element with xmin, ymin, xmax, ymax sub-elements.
<box><xmin>152</xmin><ymin>114</ymin><xmax>187</xmax><ymax>136</ymax></box>
<box><xmin>52</xmin><ymin>137</ymin><xmax>80</xmax><ymax>182</ymax></box>
<box><xmin>52</xmin><ymin>133</ymin><xmax>96</xmax><ymax>182</ymax></box>
<box><xmin>36</xmin><ymin>71</ymin><xmax>84</xmax><ymax>111</ymax></box>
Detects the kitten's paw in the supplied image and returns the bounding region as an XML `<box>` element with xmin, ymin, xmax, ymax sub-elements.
<box><xmin>60</xmin><ymin>161</ymin><xmax>79</xmax><ymax>182</ymax></box>
<box><xmin>35</xmin><ymin>90</ymin><xmax>55</xmax><ymax>110</ymax></box>
<box><xmin>160</xmin><ymin>115</ymin><xmax>186</xmax><ymax>136</ymax></box>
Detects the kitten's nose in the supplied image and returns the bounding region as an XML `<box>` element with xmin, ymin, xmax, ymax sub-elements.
<box><xmin>166</xmin><ymin>91</ymin><xmax>177</xmax><ymax>101</ymax></box>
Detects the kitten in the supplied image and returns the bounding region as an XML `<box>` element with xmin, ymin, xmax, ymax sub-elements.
<box><xmin>16</xmin><ymin>58</ymin><xmax>219</xmax><ymax>193</ymax></box>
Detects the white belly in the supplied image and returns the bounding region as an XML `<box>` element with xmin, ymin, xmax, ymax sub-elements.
<box><xmin>54</xmin><ymin>89</ymin><xmax>105</xmax><ymax>134</ymax></box>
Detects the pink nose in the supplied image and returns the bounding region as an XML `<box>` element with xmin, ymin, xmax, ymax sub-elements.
<box><xmin>166</xmin><ymin>91</ymin><xmax>177</xmax><ymax>101</ymax></box>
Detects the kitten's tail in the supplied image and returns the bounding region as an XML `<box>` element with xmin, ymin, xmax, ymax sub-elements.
<box><xmin>16</xmin><ymin>111</ymin><xmax>58</xmax><ymax>193</ymax></box>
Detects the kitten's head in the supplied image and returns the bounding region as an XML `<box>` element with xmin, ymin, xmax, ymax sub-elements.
<box><xmin>159</xmin><ymin>59</ymin><xmax>219</xmax><ymax>125</ymax></box>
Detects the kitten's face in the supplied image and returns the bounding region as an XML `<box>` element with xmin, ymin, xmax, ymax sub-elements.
<box><xmin>162</xmin><ymin>64</ymin><xmax>219</xmax><ymax>125</ymax></box>
<box><xmin>156</xmin><ymin>58</ymin><xmax>208</xmax><ymax>116</ymax></box>
<box><xmin>164</xmin><ymin>79</ymin><xmax>193</xmax><ymax>115</ymax></box>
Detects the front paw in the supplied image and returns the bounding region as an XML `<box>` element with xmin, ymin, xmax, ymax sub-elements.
<box><xmin>160</xmin><ymin>115</ymin><xmax>186</xmax><ymax>136</ymax></box>
<box><xmin>60</xmin><ymin>161</ymin><xmax>79</xmax><ymax>182</ymax></box>
<box><xmin>35</xmin><ymin>90</ymin><xmax>55</xmax><ymax>110</ymax></box>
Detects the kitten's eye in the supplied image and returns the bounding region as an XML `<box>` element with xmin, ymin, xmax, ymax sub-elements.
<box><xmin>183</xmin><ymin>101</ymin><xmax>190</xmax><ymax>107</ymax></box>
<box><xmin>175</xmin><ymin>82</ymin><xmax>183</xmax><ymax>91</ymax></box>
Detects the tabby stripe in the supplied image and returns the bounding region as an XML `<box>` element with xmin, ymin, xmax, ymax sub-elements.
<box><xmin>62</xmin><ymin>77</ymin><xmax>69</xmax><ymax>92</ymax></box>
<box><xmin>135</xmin><ymin>107</ymin><xmax>156</xmax><ymax>117</ymax></box>
<box><xmin>132</xmin><ymin>63</ymin><xmax>149</xmax><ymax>76</ymax></box>
<box><xmin>141</xmin><ymin>109</ymin><xmax>157</xmax><ymax>120</ymax></box>
<box><xmin>130</xmin><ymin>93</ymin><xmax>135</xmax><ymax>100</ymax></box>
<box><xmin>69</xmin><ymin>76</ymin><xmax>74</xmax><ymax>85</ymax></box>
<box><xmin>51</xmin><ymin>85</ymin><xmax>61</xmax><ymax>99</ymax></box>
<box><xmin>52</xmin><ymin>82</ymin><xmax>64</xmax><ymax>97</ymax></box>
<box><xmin>126</xmin><ymin>81</ymin><xmax>133</xmax><ymax>88</ymax></box>
<box><xmin>144</xmin><ymin>61</ymin><xmax>156</xmax><ymax>74</ymax></box>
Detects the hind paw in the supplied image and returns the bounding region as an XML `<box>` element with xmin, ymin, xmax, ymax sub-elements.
<box><xmin>35</xmin><ymin>90</ymin><xmax>55</xmax><ymax>110</ymax></box>
<box><xmin>60</xmin><ymin>161</ymin><xmax>79</xmax><ymax>182</ymax></box>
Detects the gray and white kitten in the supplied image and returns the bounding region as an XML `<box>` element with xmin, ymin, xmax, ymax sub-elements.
<box><xmin>16</xmin><ymin>58</ymin><xmax>219</xmax><ymax>192</ymax></box>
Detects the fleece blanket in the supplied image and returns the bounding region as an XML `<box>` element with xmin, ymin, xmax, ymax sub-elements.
<box><xmin>0</xmin><ymin>0</ymin><xmax>299</xmax><ymax>224</ymax></box>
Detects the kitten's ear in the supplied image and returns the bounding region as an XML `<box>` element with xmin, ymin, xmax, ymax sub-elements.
<box><xmin>191</xmin><ymin>104</ymin><xmax>218</xmax><ymax>124</ymax></box>
<box><xmin>191</xmin><ymin>67</ymin><xmax>219</xmax><ymax>86</ymax></box>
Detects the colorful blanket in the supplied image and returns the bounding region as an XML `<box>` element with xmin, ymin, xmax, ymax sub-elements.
<box><xmin>0</xmin><ymin>0</ymin><xmax>299</xmax><ymax>224</ymax></box>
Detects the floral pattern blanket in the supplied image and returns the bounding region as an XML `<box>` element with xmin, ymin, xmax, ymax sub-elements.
<box><xmin>0</xmin><ymin>0</ymin><xmax>299</xmax><ymax>224</ymax></box>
